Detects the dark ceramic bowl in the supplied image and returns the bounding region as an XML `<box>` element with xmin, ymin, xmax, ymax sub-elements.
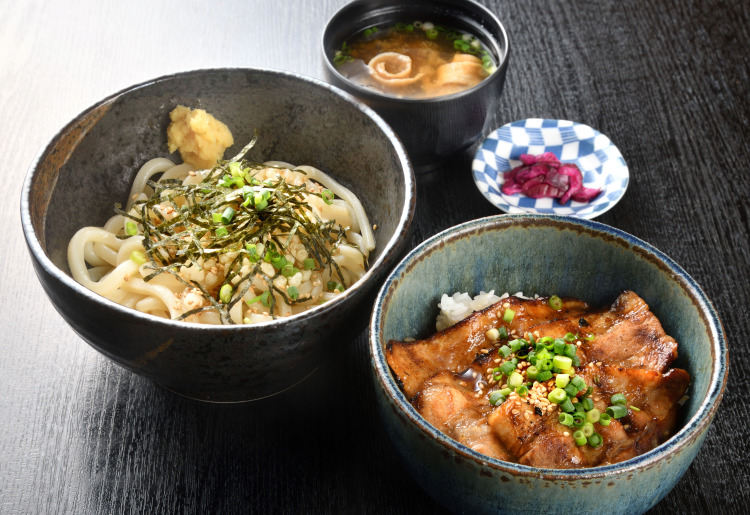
<box><xmin>322</xmin><ymin>0</ymin><xmax>510</xmax><ymax>172</ymax></box>
<box><xmin>370</xmin><ymin>214</ymin><xmax>727</xmax><ymax>514</ymax></box>
<box><xmin>21</xmin><ymin>68</ymin><xmax>415</xmax><ymax>402</ymax></box>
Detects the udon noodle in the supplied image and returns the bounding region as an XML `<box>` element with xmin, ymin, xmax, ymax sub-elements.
<box><xmin>67</xmin><ymin>138</ymin><xmax>375</xmax><ymax>325</ymax></box>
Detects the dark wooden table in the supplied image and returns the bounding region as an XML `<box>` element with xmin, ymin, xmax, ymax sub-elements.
<box><xmin>3</xmin><ymin>0</ymin><xmax>748</xmax><ymax>513</ymax></box>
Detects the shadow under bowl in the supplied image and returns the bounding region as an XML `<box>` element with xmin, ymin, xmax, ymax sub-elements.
<box><xmin>21</xmin><ymin>67</ymin><xmax>416</xmax><ymax>402</ymax></box>
<box><xmin>370</xmin><ymin>214</ymin><xmax>727</xmax><ymax>514</ymax></box>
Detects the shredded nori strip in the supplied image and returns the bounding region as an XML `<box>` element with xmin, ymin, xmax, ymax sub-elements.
<box><xmin>116</xmin><ymin>137</ymin><xmax>355</xmax><ymax>324</ymax></box>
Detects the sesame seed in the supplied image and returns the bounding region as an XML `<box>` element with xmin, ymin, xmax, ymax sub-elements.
<box><xmin>563</xmin><ymin>431</ymin><xmax>570</xmax><ymax>437</ymax></box>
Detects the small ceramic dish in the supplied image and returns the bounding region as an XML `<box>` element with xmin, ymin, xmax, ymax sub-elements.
<box><xmin>472</xmin><ymin>119</ymin><xmax>629</xmax><ymax>219</ymax></box>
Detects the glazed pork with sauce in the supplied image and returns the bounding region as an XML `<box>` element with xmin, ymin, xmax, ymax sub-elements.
<box><xmin>386</xmin><ymin>291</ymin><xmax>690</xmax><ymax>468</ymax></box>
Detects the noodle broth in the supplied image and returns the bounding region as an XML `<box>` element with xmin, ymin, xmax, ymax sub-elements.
<box><xmin>334</xmin><ymin>21</ymin><xmax>497</xmax><ymax>99</ymax></box>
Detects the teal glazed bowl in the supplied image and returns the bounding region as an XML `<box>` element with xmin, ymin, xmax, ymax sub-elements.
<box><xmin>369</xmin><ymin>214</ymin><xmax>727</xmax><ymax>514</ymax></box>
<box><xmin>22</xmin><ymin>68</ymin><xmax>415</xmax><ymax>402</ymax></box>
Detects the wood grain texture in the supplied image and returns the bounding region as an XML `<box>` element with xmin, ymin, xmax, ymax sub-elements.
<box><xmin>1</xmin><ymin>0</ymin><xmax>748</xmax><ymax>513</ymax></box>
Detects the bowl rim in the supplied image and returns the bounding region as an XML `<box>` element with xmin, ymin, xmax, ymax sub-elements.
<box><xmin>369</xmin><ymin>213</ymin><xmax>728</xmax><ymax>480</ymax></box>
<box><xmin>20</xmin><ymin>66</ymin><xmax>416</xmax><ymax>331</ymax></box>
<box><xmin>320</xmin><ymin>0</ymin><xmax>511</xmax><ymax>105</ymax></box>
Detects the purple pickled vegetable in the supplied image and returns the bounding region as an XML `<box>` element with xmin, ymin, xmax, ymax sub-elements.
<box><xmin>501</xmin><ymin>153</ymin><xmax>602</xmax><ymax>204</ymax></box>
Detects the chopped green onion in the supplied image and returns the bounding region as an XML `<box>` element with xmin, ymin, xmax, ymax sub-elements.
<box><xmin>573</xmin><ymin>430</ymin><xmax>587</xmax><ymax>446</ymax></box>
<box><xmin>581</xmin><ymin>397</ymin><xmax>594</xmax><ymax>412</ymax></box>
<box><xmin>536</xmin><ymin>370</ymin><xmax>553</xmax><ymax>382</ymax></box>
<box><xmin>219</xmin><ymin>284</ymin><xmax>233</xmax><ymax>303</ymax></box>
<box><xmin>564</xmin><ymin>343</ymin><xmax>578</xmax><ymax>358</ymax></box>
<box><xmin>502</xmin><ymin>308</ymin><xmax>515</xmax><ymax>323</ymax></box>
<box><xmin>130</xmin><ymin>250</ymin><xmax>147</xmax><ymax>265</ymax></box>
<box><xmin>212</xmin><ymin>212</ymin><xmax>223</xmax><ymax>223</ymax></box>
<box><xmin>426</xmin><ymin>28</ymin><xmax>438</xmax><ymax>39</ymax></box>
<box><xmin>508</xmin><ymin>372</ymin><xmax>524</xmax><ymax>388</ymax></box>
<box><xmin>537</xmin><ymin>358</ymin><xmax>553</xmax><ymax>372</ymax></box>
<box><xmin>281</xmin><ymin>264</ymin><xmax>299</xmax><ymax>278</ymax></box>
<box><xmin>260</xmin><ymin>291</ymin><xmax>272</xmax><ymax>307</ymax></box>
<box><xmin>287</xmin><ymin>286</ymin><xmax>299</xmax><ymax>300</ymax></box>
<box><xmin>548</xmin><ymin>388</ymin><xmax>567</xmax><ymax>404</ymax></box>
<box><xmin>485</xmin><ymin>328</ymin><xmax>500</xmax><ymax>342</ymax></box>
<box><xmin>246</xmin><ymin>243</ymin><xmax>261</xmax><ymax>262</ymax></box>
<box><xmin>570</xmin><ymin>376</ymin><xmax>586</xmax><ymax>390</ymax></box>
<box><xmin>125</xmin><ymin>221</ymin><xmax>138</xmax><ymax>235</ymax></box>
<box><xmin>548</xmin><ymin>295</ymin><xmax>562</xmax><ymax>310</ymax></box>
<box><xmin>516</xmin><ymin>385</ymin><xmax>528</xmax><ymax>397</ymax></box>
<box><xmin>552</xmin><ymin>355</ymin><xmax>573</xmax><ymax>370</ymax></box>
<box><xmin>220</xmin><ymin>207</ymin><xmax>235</xmax><ymax>224</ymax></box>
<box><xmin>630</xmin><ymin>405</ymin><xmax>641</xmax><ymax>412</ymax></box>
<box><xmin>327</xmin><ymin>281</ymin><xmax>345</xmax><ymax>293</ymax></box>
<box><xmin>526</xmin><ymin>366</ymin><xmax>538</xmax><ymax>381</ymax></box>
<box><xmin>271</xmin><ymin>254</ymin><xmax>287</xmax><ymax>270</ymax></box>
<box><xmin>499</xmin><ymin>361</ymin><xmax>516</xmax><ymax>376</ymax></box>
<box><xmin>564</xmin><ymin>383</ymin><xmax>580</xmax><ymax>398</ymax></box>
<box><xmin>582</xmin><ymin>422</ymin><xmax>594</xmax><ymax>437</ymax></box>
<box><xmin>559</xmin><ymin>412</ymin><xmax>574</xmax><ymax>426</ymax></box>
<box><xmin>489</xmin><ymin>390</ymin><xmax>506</xmax><ymax>406</ymax></box>
<box><xmin>598</xmin><ymin>413</ymin><xmax>611</xmax><ymax>426</ymax></box>
<box><xmin>556</xmin><ymin>374</ymin><xmax>570</xmax><ymax>388</ymax></box>
<box><xmin>588</xmin><ymin>432</ymin><xmax>603</xmax><ymax>448</ymax></box>
<box><xmin>606</xmin><ymin>405</ymin><xmax>628</xmax><ymax>419</ymax></box>
<box><xmin>499</xmin><ymin>345</ymin><xmax>512</xmax><ymax>358</ymax></box>
<box><xmin>585</xmin><ymin>408</ymin><xmax>601</xmax><ymax>424</ymax></box>
<box><xmin>215</xmin><ymin>226</ymin><xmax>228</xmax><ymax>238</ymax></box>
<box><xmin>572</xmin><ymin>411</ymin><xmax>586</xmax><ymax>428</ymax></box>
<box><xmin>321</xmin><ymin>189</ymin><xmax>334</xmax><ymax>205</ymax></box>
<box><xmin>611</xmin><ymin>393</ymin><xmax>627</xmax><ymax>406</ymax></box>
<box><xmin>303</xmin><ymin>258</ymin><xmax>316</xmax><ymax>270</ymax></box>
<box><xmin>560</xmin><ymin>398</ymin><xmax>575</xmax><ymax>413</ymax></box>
<box><xmin>498</xmin><ymin>326</ymin><xmax>508</xmax><ymax>339</ymax></box>
<box><xmin>245</xmin><ymin>294</ymin><xmax>262</xmax><ymax>305</ymax></box>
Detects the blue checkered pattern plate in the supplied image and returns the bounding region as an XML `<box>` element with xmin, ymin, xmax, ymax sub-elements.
<box><xmin>472</xmin><ymin>119</ymin><xmax>629</xmax><ymax>219</ymax></box>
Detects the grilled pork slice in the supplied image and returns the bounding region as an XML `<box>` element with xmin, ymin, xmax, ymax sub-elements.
<box><xmin>578</xmin><ymin>364</ymin><xmax>690</xmax><ymax>464</ymax></box>
<box><xmin>576</xmin><ymin>291</ymin><xmax>678</xmax><ymax>372</ymax></box>
<box><xmin>386</xmin><ymin>297</ymin><xmax>589</xmax><ymax>398</ymax></box>
<box><xmin>486</xmin><ymin>363</ymin><xmax>689</xmax><ymax>468</ymax></box>
<box><xmin>412</xmin><ymin>371</ymin><xmax>511</xmax><ymax>461</ymax></box>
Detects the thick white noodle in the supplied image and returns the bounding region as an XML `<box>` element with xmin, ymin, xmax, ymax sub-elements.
<box><xmin>69</xmin><ymin>158</ymin><xmax>374</xmax><ymax>325</ymax></box>
<box><xmin>126</xmin><ymin>158</ymin><xmax>175</xmax><ymax>208</ymax></box>
<box><xmin>293</xmin><ymin>165</ymin><xmax>376</xmax><ymax>252</ymax></box>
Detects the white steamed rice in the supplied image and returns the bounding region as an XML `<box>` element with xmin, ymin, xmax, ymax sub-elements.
<box><xmin>436</xmin><ymin>290</ymin><xmax>534</xmax><ymax>331</ymax></box>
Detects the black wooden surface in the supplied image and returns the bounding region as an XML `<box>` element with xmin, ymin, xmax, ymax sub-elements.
<box><xmin>2</xmin><ymin>0</ymin><xmax>748</xmax><ymax>513</ymax></box>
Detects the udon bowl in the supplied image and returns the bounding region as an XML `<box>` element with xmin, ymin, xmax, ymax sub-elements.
<box><xmin>322</xmin><ymin>0</ymin><xmax>510</xmax><ymax>172</ymax></box>
<box><xmin>370</xmin><ymin>214</ymin><xmax>727</xmax><ymax>514</ymax></box>
<box><xmin>21</xmin><ymin>68</ymin><xmax>415</xmax><ymax>402</ymax></box>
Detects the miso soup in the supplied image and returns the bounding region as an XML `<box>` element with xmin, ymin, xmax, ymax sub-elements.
<box><xmin>333</xmin><ymin>21</ymin><xmax>497</xmax><ymax>99</ymax></box>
